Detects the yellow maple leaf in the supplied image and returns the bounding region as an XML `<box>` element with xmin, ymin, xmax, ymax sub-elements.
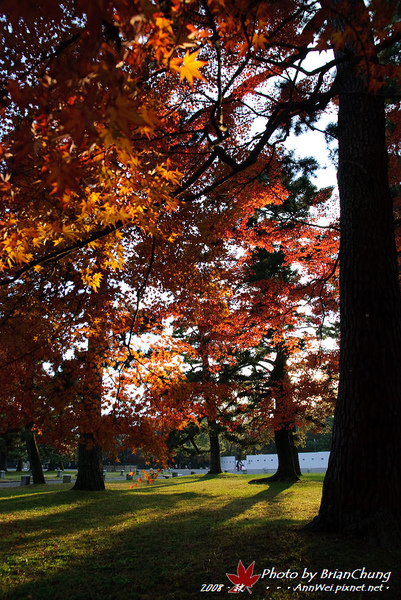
<box><xmin>171</xmin><ymin>50</ymin><xmax>206</xmax><ymax>86</ymax></box>
<box><xmin>252</xmin><ymin>32</ymin><xmax>267</xmax><ymax>52</ymax></box>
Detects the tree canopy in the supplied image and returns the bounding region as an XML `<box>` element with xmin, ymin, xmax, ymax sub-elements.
<box><xmin>1</xmin><ymin>0</ymin><xmax>401</xmax><ymax>545</ymax></box>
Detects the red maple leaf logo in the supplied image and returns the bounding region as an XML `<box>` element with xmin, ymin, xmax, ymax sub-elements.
<box><xmin>226</xmin><ymin>560</ymin><xmax>261</xmax><ymax>594</ymax></box>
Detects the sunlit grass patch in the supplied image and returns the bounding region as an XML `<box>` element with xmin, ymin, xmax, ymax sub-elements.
<box><xmin>0</xmin><ymin>474</ymin><xmax>400</xmax><ymax>600</ymax></box>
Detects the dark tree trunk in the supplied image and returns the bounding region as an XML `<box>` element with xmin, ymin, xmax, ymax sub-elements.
<box><xmin>73</xmin><ymin>434</ymin><xmax>105</xmax><ymax>491</ymax></box>
<box><xmin>0</xmin><ymin>450</ymin><xmax>7</xmax><ymax>471</ymax></box>
<box><xmin>250</xmin><ymin>347</ymin><xmax>300</xmax><ymax>484</ymax></box>
<box><xmin>199</xmin><ymin>329</ymin><xmax>222</xmax><ymax>476</ymax></box>
<box><xmin>25</xmin><ymin>430</ymin><xmax>46</xmax><ymax>484</ymax></box>
<box><xmin>15</xmin><ymin>458</ymin><xmax>23</xmax><ymax>472</ymax></box>
<box><xmin>269</xmin><ymin>347</ymin><xmax>300</xmax><ymax>482</ymax></box>
<box><xmin>1</xmin><ymin>429</ymin><xmax>23</xmax><ymax>471</ymax></box>
<box><xmin>290</xmin><ymin>431</ymin><xmax>301</xmax><ymax>477</ymax></box>
<box><xmin>47</xmin><ymin>458</ymin><xmax>56</xmax><ymax>471</ymax></box>
<box><xmin>269</xmin><ymin>428</ymin><xmax>300</xmax><ymax>482</ymax></box>
<box><xmin>249</xmin><ymin>428</ymin><xmax>300</xmax><ymax>484</ymax></box>
<box><xmin>310</xmin><ymin>1</ymin><xmax>401</xmax><ymax>546</ymax></box>
<box><xmin>208</xmin><ymin>421</ymin><xmax>222</xmax><ymax>474</ymax></box>
<box><xmin>73</xmin><ymin>280</ymin><xmax>107</xmax><ymax>492</ymax></box>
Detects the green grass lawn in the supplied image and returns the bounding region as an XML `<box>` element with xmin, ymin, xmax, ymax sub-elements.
<box><xmin>0</xmin><ymin>474</ymin><xmax>399</xmax><ymax>600</ymax></box>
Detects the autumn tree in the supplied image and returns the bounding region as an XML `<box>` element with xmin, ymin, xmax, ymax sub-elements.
<box><xmin>306</xmin><ymin>1</ymin><xmax>401</xmax><ymax>546</ymax></box>
<box><xmin>155</xmin><ymin>153</ymin><xmax>337</xmax><ymax>480</ymax></box>
<box><xmin>241</xmin><ymin>154</ymin><xmax>338</xmax><ymax>481</ymax></box>
<box><xmin>0</xmin><ymin>429</ymin><xmax>22</xmax><ymax>471</ymax></box>
<box><xmin>25</xmin><ymin>428</ymin><xmax>46</xmax><ymax>484</ymax></box>
<box><xmin>0</xmin><ymin>272</ymin><xmax>58</xmax><ymax>470</ymax></box>
<box><xmin>0</xmin><ymin>242</ymin><xmax>185</xmax><ymax>489</ymax></box>
<box><xmin>158</xmin><ymin>0</ymin><xmax>401</xmax><ymax>543</ymax></box>
<box><xmin>170</xmin><ymin>314</ymin><xmax>245</xmax><ymax>475</ymax></box>
<box><xmin>161</xmin><ymin>0</ymin><xmax>401</xmax><ymax>545</ymax></box>
<box><xmin>0</xmin><ymin>0</ymin><xmax>400</xmax><ymax>544</ymax></box>
<box><xmin>0</xmin><ymin>1</ymin><xmax>213</xmax><ymax>487</ymax></box>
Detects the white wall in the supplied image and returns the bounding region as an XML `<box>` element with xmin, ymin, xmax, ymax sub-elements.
<box><xmin>298</xmin><ymin>451</ymin><xmax>330</xmax><ymax>471</ymax></box>
<box><xmin>221</xmin><ymin>452</ymin><xmax>330</xmax><ymax>473</ymax></box>
<box><xmin>245</xmin><ymin>451</ymin><xmax>330</xmax><ymax>473</ymax></box>
<box><xmin>246</xmin><ymin>454</ymin><xmax>278</xmax><ymax>471</ymax></box>
<box><xmin>221</xmin><ymin>456</ymin><xmax>236</xmax><ymax>471</ymax></box>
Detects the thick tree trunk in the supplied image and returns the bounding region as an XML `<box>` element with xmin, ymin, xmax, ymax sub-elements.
<box><xmin>73</xmin><ymin>280</ymin><xmax>107</xmax><ymax>492</ymax></box>
<box><xmin>269</xmin><ymin>347</ymin><xmax>300</xmax><ymax>482</ymax></box>
<box><xmin>250</xmin><ymin>347</ymin><xmax>300</xmax><ymax>484</ymax></box>
<box><xmin>0</xmin><ymin>450</ymin><xmax>7</xmax><ymax>471</ymax></box>
<box><xmin>15</xmin><ymin>458</ymin><xmax>23</xmax><ymax>472</ymax></box>
<box><xmin>208</xmin><ymin>421</ymin><xmax>222</xmax><ymax>474</ymax></box>
<box><xmin>199</xmin><ymin>330</ymin><xmax>222</xmax><ymax>475</ymax></box>
<box><xmin>310</xmin><ymin>2</ymin><xmax>401</xmax><ymax>546</ymax></box>
<box><xmin>25</xmin><ymin>430</ymin><xmax>46</xmax><ymax>484</ymax></box>
<box><xmin>290</xmin><ymin>431</ymin><xmax>301</xmax><ymax>477</ymax></box>
<box><xmin>270</xmin><ymin>428</ymin><xmax>300</xmax><ymax>482</ymax></box>
<box><xmin>73</xmin><ymin>434</ymin><xmax>105</xmax><ymax>491</ymax></box>
<box><xmin>249</xmin><ymin>428</ymin><xmax>300</xmax><ymax>484</ymax></box>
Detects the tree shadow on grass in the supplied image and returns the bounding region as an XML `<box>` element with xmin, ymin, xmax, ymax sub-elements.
<box><xmin>1</xmin><ymin>478</ymin><xmax>297</xmax><ymax>599</ymax></box>
<box><xmin>1</xmin><ymin>487</ymin><xmax>203</xmax><ymax>547</ymax></box>
<box><xmin>2</xmin><ymin>478</ymin><xmax>400</xmax><ymax>600</ymax></box>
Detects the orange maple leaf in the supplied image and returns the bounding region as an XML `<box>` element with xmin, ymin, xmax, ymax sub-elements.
<box><xmin>171</xmin><ymin>50</ymin><xmax>206</xmax><ymax>86</ymax></box>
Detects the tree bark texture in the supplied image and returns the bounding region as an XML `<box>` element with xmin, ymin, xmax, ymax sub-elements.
<box><xmin>73</xmin><ymin>434</ymin><xmax>105</xmax><ymax>491</ymax></box>
<box><xmin>311</xmin><ymin>2</ymin><xmax>401</xmax><ymax>545</ymax></box>
<box><xmin>290</xmin><ymin>431</ymin><xmax>301</xmax><ymax>477</ymax></box>
<box><xmin>72</xmin><ymin>355</ymin><xmax>105</xmax><ymax>491</ymax></box>
<box><xmin>250</xmin><ymin>428</ymin><xmax>301</xmax><ymax>484</ymax></box>
<box><xmin>25</xmin><ymin>430</ymin><xmax>46</xmax><ymax>484</ymax></box>
<box><xmin>73</xmin><ymin>283</ymin><xmax>106</xmax><ymax>491</ymax></box>
<box><xmin>250</xmin><ymin>347</ymin><xmax>300</xmax><ymax>484</ymax></box>
<box><xmin>270</xmin><ymin>428</ymin><xmax>301</xmax><ymax>482</ymax></box>
<box><xmin>270</xmin><ymin>347</ymin><xmax>300</xmax><ymax>482</ymax></box>
<box><xmin>199</xmin><ymin>331</ymin><xmax>222</xmax><ymax>475</ymax></box>
<box><xmin>208</xmin><ymin>421</ymin><xmax>222</xmax><ymax>474</ymax></box>
<box><xmin>0</xmin><ymin>450</ymin><xmax>7</xmax><ymax>471</ymax></box>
